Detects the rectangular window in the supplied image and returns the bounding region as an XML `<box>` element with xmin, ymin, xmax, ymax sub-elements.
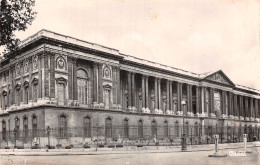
<box><xmin>33</xmin><ymin>84</ymin><xmax>38</xmax><ymax>102</ymax></box>
<box><xmin>57</xmin><ymin>83</ymin><xmax>65</xmax><ymax>105</ymax></box>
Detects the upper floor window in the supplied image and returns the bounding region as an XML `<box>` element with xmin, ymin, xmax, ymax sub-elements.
<box><xmin>32</xmin><ymin>78</ymin><xmax>38</xmax><ymax>103</ymax></box>
<box><xmin>2</xmin><ymin>90</ymin><xmax>7</xmax><ymax>110</ymax></box>
<box><xmin>24</xmin><ymin>81</ymin><xmax>29</xmax><ymax>104</ymax></box>
<box><xmin>77</xmin><ymin>69</ymin><xmax>88</xmax><ymax>105</ymax></box>
<box><xmin>56</xmin><ymin>77</ymin><xmax>67</xmax><ymax>106</ymax></box>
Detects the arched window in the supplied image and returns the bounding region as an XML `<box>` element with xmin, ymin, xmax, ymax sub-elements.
<box><xmin>164</xmin><ymin>121</ymin><xmax>168</xmax><ymax>138</ymax></box>
<box><xmin>23</xmin><ymin>117</ymin><xmax>28</xmax><ymax>140</ymax></box>
<box><xmin>77</xmin><ymin>69</ymin><xmax>88</xmax><ymax>105</ymax></box>
<box><xmin>83</xmin><ymin>117</ymin><xmax>91</xmax><ymax>138</ymax></box>
<box><xmin>59</xmin><ymin>115</ymin><xmax>67</xmax><ymax>138</ymax></box>
<box><xmin>138</xmin><ymin>120</ymin><xmax>143</xmax><ymax>138</ymax></box>
<box><xmin>32</xmin><ymin>115</ymin><xmax>37</xmax><ymax>137</ymax></box>
<box><xmin>2</xmin><ymin>120</ymin><xmax>6</xmax><ymax>141</ymax></box>
<box><xmin>174</xmin><ymin>122</ymin><xmax>180</xmax><ymax>137</ymax></box>
<box><xmin>15</xmin><ymin>117</ymin><xmax>20</xmax><ymax>139</ymax></box>
<box><xmin>105</xmin><ymin>118</ymin><xmax>112</xmax><ymax>138</ymax></box>
<box><xmin>123</xmin><ymin>119</ymin><xmax>129</xmax><ymax>138</ymax></box>
<box><xmin>151</xmin><ymin>120</ymin><xmax>157</xmax><ymax>138</ymax></box>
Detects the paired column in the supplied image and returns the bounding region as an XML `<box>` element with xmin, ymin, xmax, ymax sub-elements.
<box><xmin>154</xmin><ymin>77</ymin><xmax>158</xmax><ymax>110</ymax></box>
<box><xmin>166</xmin><ymin>80</ymin><xmax>170</xmax><ymax>111</ymax></box>
<box><xmin>131</xmin><ymin>73</ymin><xmax>136</xmax><ymax>108</ymax></box>
<box><xmin>157</xmin><ymin>78</ymin><xmax>161</xmax><ymax>110</ymax></box>
<box><xmin>250</xmin><ymin>98</ymin><xmax>254</xmax><ymax>119</ymax></box>
<box><xmin>196</xmin><ymin>86</ymin><xmax>200</xmax><ymax>114</ymax></box>
<box><xmin>127</xmin><ymin>72</ymin><xmax>132</xmax><ymax>109</ymax></box>
<box><xmin>239</xmin><ymin>96</ymin><xmax>244</xmax><ymax>118</ymax></box>
<box><xmin>145</xmin><ymin>76</ymin><xmax>149</xmax><ymax>108</ymax></box>
<box><xmin>255</xmin><ymin>99</ymin><xmax>259</xmax><ymax>119</ymax></box>
<box><xmin>169</xmin><ymin>81</ymin><xmax>173</xmax><ymax>111</ymax></box>
<box><xmin>141</xmin><ymin>75</ymin><xmax>145</xmax><ymax>108</ymax></box>
<box><xmin>245</xmin><ymin>98</ymin><xmax>249</xmax><ymax>118</ymax></box>
<box><xmin>177</xmin><ymin>82</ymin><xmax>182</xmax><ymax>112</ymax></box>
<box><xmin>234</xmin><ymin>94</ymin><xmax>238</xmax><ymax>117</ymax></box>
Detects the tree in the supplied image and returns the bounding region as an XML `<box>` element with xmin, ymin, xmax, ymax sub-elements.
<box><xmin>0</xmin><ymin>0</ymin><xmax>36</xmax><ymax>56</ymax></box>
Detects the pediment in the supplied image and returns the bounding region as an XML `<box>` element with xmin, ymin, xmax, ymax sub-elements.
<box><xmin>203</xmin><ymin>70</ymin><xmax>235</xmax><ymax>86</ymax></box>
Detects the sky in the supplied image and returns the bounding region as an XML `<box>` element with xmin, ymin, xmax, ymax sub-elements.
<box><xmin>3</xmin><ymin>0</ymin><xmax>260</xmax><ymax>90</ymax></box>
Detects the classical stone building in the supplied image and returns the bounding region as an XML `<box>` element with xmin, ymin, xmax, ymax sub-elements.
<box><xmin>0</xmin><ymin>30</ymin><xmax>260</xmax><ymax>144</ymax></box>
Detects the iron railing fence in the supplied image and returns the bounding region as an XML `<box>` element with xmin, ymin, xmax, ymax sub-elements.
<box><xmin>0</xmin><ymin>125</ymin><xmax>259</xmax><ymax>149</ymax></box>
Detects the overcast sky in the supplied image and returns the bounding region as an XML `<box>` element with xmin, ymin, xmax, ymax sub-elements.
<box><xmin>7</xmin><ymin>0</ymin><xmax>260</xmax><ymax>90</ymax></box>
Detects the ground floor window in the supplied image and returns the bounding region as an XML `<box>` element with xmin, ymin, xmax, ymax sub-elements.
<box><xmin>105</xmin><ymin>118</ymin><xmax>112</xmax><ymax>138</ymax></box>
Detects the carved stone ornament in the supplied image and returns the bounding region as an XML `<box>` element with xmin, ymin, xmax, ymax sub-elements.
<box><xmin>24</xmin><ymin>60</ymin><xmax>29</xmax><ymax>73</ymax></box>
<box><xmin>2</xmin><ymin>90</ymin><xmax>7</xmax><ymax>96</ymax></box>
<box><xmin>206</xmin><ymin>73</ymin><xmax>229</xmax><ymax>85</ymax></box>
<box><xmin>16</xmin><ymin>63</ymin><xmax>20</xmax><ymax>76</ymax></box>
<box><xmin>33</xmin><ymin>56</ymin><xmax>38</xmax><ymax>70</ymax></box>
<box><xmin>56</xmin><ymin>56</ymin><xmax>66</xmax><ymax>70</ymax></box>
<box><xmin>103</xmin><ymin>65</ymin><xmax>111</xmax><ymax>79</ymax></box>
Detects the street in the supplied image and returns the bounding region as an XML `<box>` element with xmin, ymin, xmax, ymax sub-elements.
<box><xmin>0</xmin><ymin>147</ymin><xmax>259</xmax><ymax>165</ymax></box>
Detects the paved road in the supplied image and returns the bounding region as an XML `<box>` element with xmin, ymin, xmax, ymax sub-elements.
<box><xmin>1</xmin><ymin>147</ymin><xmax>259</xmax><ymax>165</ymax></box>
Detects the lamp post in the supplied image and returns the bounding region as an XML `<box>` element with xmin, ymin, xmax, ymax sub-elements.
<box><xmin>46</xmin><ymin>126</ymin><xmax>51</xmax><ymax>149</ymax></box>
<box><xmin>181</xmin><ymin>100</ymin><xmax>187</xmax><ymax>151</ymax></box>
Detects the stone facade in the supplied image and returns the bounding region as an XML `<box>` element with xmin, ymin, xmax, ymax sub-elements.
<box><xmin>0</xmin><ymin>29</ymin><xmax>260</xmax><ymax>140</ymax></box>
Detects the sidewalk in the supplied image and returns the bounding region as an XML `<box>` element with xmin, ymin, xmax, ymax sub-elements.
<box><xmin>0</xmin><ymin>142</ymin><xmax>258</xmax><ymax>156</ymax></box>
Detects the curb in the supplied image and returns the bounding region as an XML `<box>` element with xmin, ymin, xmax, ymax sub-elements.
<box><xmin>0</xmin><ymin>145</ymin><xmax>256</xmax><ymax>156</ymax></box>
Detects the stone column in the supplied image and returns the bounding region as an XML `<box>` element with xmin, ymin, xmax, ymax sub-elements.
<box><xmin>245</xmin><ymin>97</ymin><xmax>249</xmax><ymax>120</ymax></box>
<box><xmin>72</xmin><ymin>59</ymin><xmax>77</xmax><ymax>101</ymax></box>
<box><xmin>250</xmin><ymin>98</ymin><xmax>254</xmax><ymax>120</ymax></box>
<box><xmin>127</xmin><ymin>72</ymin><xmax>132</xmax><ymax>109</ymax></box>
<box><xmin>189</xmin><ymin>85</ymin><xmax>193</xmax><ymax>114</ymax></box>
<box><xmin>116</xmin><ymin>67</ymin><xmax>121</xmax><ymax>107</ymax></box>
<box><xmin>196</xmin><ymin>86</ymin><xmax>200</xmax><ymax>115</ymax></box>
<box><xmin>178</xmin><ymin>82</ymin><xmax>183</xmax><ymax>113</ymax></box>
<box><xmin>142</xmin><ymin>75</ymin><xmax>145</xmax><ymax>109</ymax></box>
<box><xmin>209</xmin><ymin>88</ymin><xmax>214</xmax><ymax>116</ymax></box>
<box><xmin>186</xmin><ymin>84</ymin><xmax>190</xmax><ymax>114</ymax></box>
<box><xmin>234</xmin><ymin>94</ymin><xmax>238</xmax><ymax>119</ymax></box>
<box><xmin>93</xmin><ymin>62</ymin><xmax>98</xmax><ymax>103</ymax></box>
<box><xmin>166</xmin><ymin>80</ymin><xmax>169</xmax><ymax>111</ymax></box>
<box><xmin>44</xmin><ymin>54</ymin><xmax>49</xmax><ymax>98</ymax></box>
<box><xmin>154</xmin><ymin>77</ymin><xmax>158</xmax><ymax>111</ymax></box>
<box><xmin>221</xmin><ymin>91</ymin><xmax>225</xmax><ymax>117</ymax></box>
<box><xmin>204</xmin><ymin>87</ymin><xmax>208</xmax><ymax>116</ymax></box>
<box><xmin>145</xmin><ymin>76</ymin><xmax>149</xmax><ymax>109</ymax></box>
<box><xmin>131</xmin><ymin>73</ymin><xmax>136</xmax><ymax>109</ymax></box>
<box><xmin>255</xmin><ymin>99</ymin><xmax>259</xmax><ymax>119</ymax></box>
<box><xmin>28</xmin><ymin>57</ymin><xmax>33</xmax><ymax>102</ymax></box>
<box><xmin>158</xmin><ymin>78</ymin><xmax>161</xmax><ymax>110</ymax></box>
<box><xmin>38</xmin><ymin>55</ymin><xmax>42</xmax><ymax>98</ymax></box>
<box><xmin>169</xmin><ymin>80</ymin><xmax>173</xmax><ymax>111</ymax></box>
<box><xmin>50</xmin><ymin>54</ymin><xmax>55</xmax><ymax>99</ymax></box>
<box><xmin>239</xmin><ymin>96</ymin><xmax>243</xmax><ymax>119</ymax></box>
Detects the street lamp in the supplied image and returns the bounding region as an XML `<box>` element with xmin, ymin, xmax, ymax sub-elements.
<box><xmin>46</xmin><ymin>126</ymin><xmax>51</xmax><ymax>149</ymax></box>
<box><xmin>181</xmin><ymin>100</ymin><xmax>187</xmax><ymax>151</ymax></box>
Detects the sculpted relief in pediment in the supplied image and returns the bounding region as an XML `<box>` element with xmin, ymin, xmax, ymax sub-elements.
<box><xmin>206</xmin><ymin>73</ymin><xmax>229</xmax><ymax>85</ymax></box>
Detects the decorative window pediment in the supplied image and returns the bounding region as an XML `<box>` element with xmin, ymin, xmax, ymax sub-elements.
<box><xmin>56</xmin><ymin>77</ymin><xmax>67</xmax><ymax>84</ymax></box>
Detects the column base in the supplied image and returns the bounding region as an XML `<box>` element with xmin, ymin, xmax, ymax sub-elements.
<box><xmin>130</xmin><ymin>106</ymin><xmax>137</xmax><ymax>113</ymax></box>
<box><xmin>166</xmin><ymin>110</ymin><xmax>174</xmax><ymax>115</ymax></box>
<box><xmin>221</xmin><ymin>114</ymin><xmax>227</xmax><ymax>119</ymax></box>
<box><xmin>142</xmin><ymin>107</ymin><xmax>150</xmax><ymax>113</ymax></box>
<box><xmin>234</xmin><ymin>116</ymin><xmax>239</xmax><ymax>120</ymax></box>
<box><xmin>245</xmin><ymin>117</ymin><xmax>250</xmax><ymax>121</ymax></box>
<box><xmin>210</xmin><ymin>113</ymin><xmax>216</xmax><ymax>118</ymax></box>
<box><xmin>250</xmin><ymin>117</ymin><xmax>255</xmax><ymax>121</ymax></box>
<box><xmin>255</xmin><ymin>118</ymin><xmax>260</xmax><ymax>122</ymax></box>
<box><xmin>177</xmin><ymin>111</ymin><xmax>182</xmax><ymax>116</ymax></box>
<box><xmin>239</xmin><ymin>116</ymin><xmax>244</xmax><ymax>120</ymax></box>
<box><xmin>93</xmin><ymin>102</ymin><xmax>104</xmax><ymax>109</ymax></box>
<box><xmin>155</xmin><ymin>109</ymin><xmax>163</xmax><ymax>114</ymax></box>
<box><xmin>228</xmin><ymin>115</ymin><xmax>234</xmax><ymax>119</ymax></box>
